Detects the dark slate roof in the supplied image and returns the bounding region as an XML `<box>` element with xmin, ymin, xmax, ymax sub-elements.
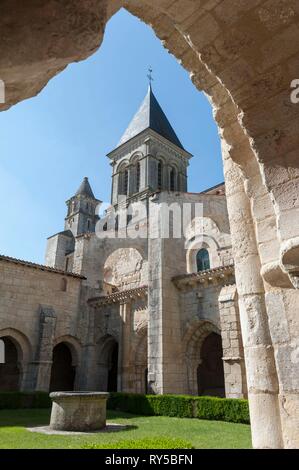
<box><xmin>117</xmin><ymin>85</ymin><xmax>184</xmax><ymax>150</ymax></box>
<box><xmin>75</xmin><ymin>177</ymin><xmax>95</xmax><ymax>199</ymax></box>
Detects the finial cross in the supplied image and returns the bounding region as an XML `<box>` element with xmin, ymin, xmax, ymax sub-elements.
<box><xmin>147</xmin><ymin>66</ymin><xmax>154</xmax><ymax>86</ymax></box>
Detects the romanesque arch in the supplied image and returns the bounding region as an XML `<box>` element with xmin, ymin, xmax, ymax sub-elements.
<box><xmin>97</xmin><ymin>335</ymin><xmax>119</xmax><ymax>392</ymax></box>
<box><xmin>182</xmin><ymin>319</ymin><xmax>221</xmax><ymax>396</ymax></box>
<box><xmin>197</xmin><ymin>332</ymin><xmax>225</xmax><ymax>397</ymax></box>
<box><xmin>52</xmin><ymin>335</ymin><xmax>81</xmax><ymax>367</ymax></box>
<box><xmin>186</xmin><ymin>238</ymin><xmax>218</xmax><ymax>273</ymax></box>
<box><xmin>0</xmin><ymin>337</ymin><xmax>21</xmax><ymax>391</ymax></box>
<box><xmin>0</xmin><ymin>328</ymin><xmax>32</xmax><ymax>391</ymax></box>
<box><xmin>103</xmin><ymin>247</ymin><xmax>147</xmax><ymax>290</ymax></box>
<box><xmin>0</xmin><ymin>0</ymin><xmax>298</xmax><ymax>448</ymax></box>
<box><xmin>49</xmin><ymin>342</ymin><xmax>77</xmax><ymax>392</ymax></box>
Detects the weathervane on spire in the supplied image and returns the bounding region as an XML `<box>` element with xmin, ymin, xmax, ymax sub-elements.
<box><xmin>147</xmin><ymin>66</ymin><xmax>154</xmax><ymax>87</ymax></box>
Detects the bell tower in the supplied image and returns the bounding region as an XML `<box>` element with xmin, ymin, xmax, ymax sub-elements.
<box><xmin>65</xmin><ymin>177</ymin><xmax>101</xmax><ymax>236</ymax></box>
<box><xmin>107</xmin><ymin>84</ymin><xmax>192</xmax><ymax>206</ymax></box>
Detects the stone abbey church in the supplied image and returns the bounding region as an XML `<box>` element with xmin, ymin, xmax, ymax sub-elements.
<box><xmin>0</xmin><ymin>86</ymin><xmax>247</xmax><ymax>399</ymax></box>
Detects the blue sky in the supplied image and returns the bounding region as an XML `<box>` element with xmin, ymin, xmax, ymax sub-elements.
<box><xmin>0</xmin><ymin>8</ymin><xmax>222</xmax><ymax>264</ymax></box>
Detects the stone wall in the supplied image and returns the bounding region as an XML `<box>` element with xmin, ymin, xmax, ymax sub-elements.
<box><xmin>219</xmin><ymin>285</ymin><xmax>247</xmax><ymax>399</ymax></box>
<box><xmin>0</xmin><ymin>258</ymin><xmax>85</xmax><ymax>391</ymax></box>
<box><xmin>1</xmin><ymin>0</ymin><xmax>299</xmax><ymax>447</ymax></box>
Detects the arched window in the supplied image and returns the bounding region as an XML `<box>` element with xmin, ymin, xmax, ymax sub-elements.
<box><xmin>72</xmin><ymin>200</ymin><xmax>78</xmax><ymax>212</ymax></box>
<box><xmin>170</xmin><ymin>168</ymin><xmax>175</xmax><ymax>191</ymax></box>
<box><xmin>87</xmin><ymin>219</ymin><xmax>91</xmax><ymax>231</ymax></box>
<box><xmin>196</xmin><ymin>248</ymin><xmax>210</xmax><ymax>272</ymax></box>
<box><xmin>136</xmin><ymin>162</ymin><xmax>140</xmax><ymax>192</ymax></box>
<box><xmin>157</xmin><ymin>161</ymin><xmax>163</xmax><ymax>189</ymax></box>
<box><xmin>61</xmin><ymin>278</ymin><xmax>67</xmax><ymax>292</ymax></box>
<box><xmin>118</xmin><ymin>168</ymin><xmax>129</xmax><ymax>196</ymax></box>
<box><xmin>124</xmin><ymin>169</ymin><xmax>129</xmax><ymax>195</ymax></box>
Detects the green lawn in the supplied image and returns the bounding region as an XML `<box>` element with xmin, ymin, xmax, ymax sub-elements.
<box><xmin>0</xmin><ymin>408</ymin><xmax>252</xmax><ymax>449</ymax></box>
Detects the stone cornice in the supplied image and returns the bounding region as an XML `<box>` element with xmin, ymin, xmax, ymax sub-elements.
<box><xmin>107</xmin><ymin>129</ymin><xmax>192</xmax><ymax>162</ymax></box>
<box><xmin>88</xmin><ymin>285</ymin><xmax>148</xmax><ymax>307</ymax></box>
<box><xmin>172</xmin><ymin>264</ymin><xmax>235</xmax><ymax>289</ymax></box>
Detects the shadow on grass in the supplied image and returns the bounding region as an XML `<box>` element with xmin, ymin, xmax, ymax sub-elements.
<box><xmin>0</xmin><ymin>408</ymin><xmax>141</xmax><ymax>429</ymax></box>
<box><xmin>107</xmin><ymin>409</ymin><xmax>143</xmax><ymax>420</ymax></box>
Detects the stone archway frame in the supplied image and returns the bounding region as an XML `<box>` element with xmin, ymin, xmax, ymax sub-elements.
<box><xmin>96</xmin><ymin>334</ymin><xmax>119</xmax><ymax>391</ymax></box>
<box><xmin>182</xmin><ymin>319</ymin><xmax>220</xmax><ymax>396</ymax></box>
<box><xmin>96</xmin><ymin>334</ymin><xmax>119</xmax><ymax>369</ymax></box>
<box><xmin>0</xmin><ymin>327</ymin><xmax>33</xmax><ymax>390</ymax></box>
<box><xmin>186</xmin><ymin>235</ymin><xmax>220</xmax><ymax>274</ymax></box>
<box><xmin>103</xmin><ymin>246</ymin><xmax>146</xmax><ymax>289</ymax></box>
<box><xmin>0</xmin><ymin>0</ymin><xmax>298</xmax><ymax>448</ymax></box>
<box><xmin>52</xmin><ymin>335</ymin><xmax>82</xmax><ymax>367</ymax></box>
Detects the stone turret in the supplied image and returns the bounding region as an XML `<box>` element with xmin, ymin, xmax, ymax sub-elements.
<box><xmin>45</xmin><ymin>177</ymin><xmax>101</xmax><ymax>270</ymax></box>
<box><xmin>65</xmin><ymin>177</ymin><xmax>101</xmax><ymax>236</ymax></box>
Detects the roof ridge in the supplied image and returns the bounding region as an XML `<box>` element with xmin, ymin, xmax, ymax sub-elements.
<box><xmin>0</xmin><ymin>254</ymin><xmax>85</xmax><ymax>279</ymax></box>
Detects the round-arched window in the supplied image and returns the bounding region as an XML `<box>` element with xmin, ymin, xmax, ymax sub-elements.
<box><xmin>157</xmin><ymin>161</ymin><xmax>163</xmax><ymax>189</ymax></box>
<box><xmin>136</xmin><ymin>162</ymin><xmax>140</xmax><ymax>192</ymax></box>
<box><xmin>170</xmin><ymin>168</ymin><xmax>175</xmax><ymax>191</ymax></box>
<box><xmin>196</xmin><ymin>248</ymin><xmax>210</xmax><ymax>272</ymax></box>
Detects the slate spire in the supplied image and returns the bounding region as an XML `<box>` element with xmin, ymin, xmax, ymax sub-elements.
<box><xmin>117</xmin><ymin>85</ymin><xmax>184</xmax><ymax>150</ymax></box>
<box><xmin>75</xmin><ymin>176</ymin><xmax>95</xmax><ymax>199</ymax></box>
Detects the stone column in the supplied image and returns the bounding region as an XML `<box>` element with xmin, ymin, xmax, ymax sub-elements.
<box><xmin>78</xmin><ymin>305</ymin><xmax>97</xmax><ymax>391</ymax></box>
<box><xmin>223</xmin><ymin>149</ymin><xmax>283</xmax><ymax>448</ymax></box>
<box><xmin>117</xmin><ymin>303</ymin><xmax>124</xmax><ymax>392</ymax></box>
<box><xmin>139</xmin><ymin>155</ymin><xmax>147</xmax><ymax>192</ymax></box>
<box><xmin>111</xmin><ymin>171</ymin><xmax>119</xmax><ymax>205</ymax></box>
<box><xmin>119</xmin><ymin>301</ymin><xmax>132</xmax><ymax>392</ymax></box>
<box><xmin>148</xmin><ymin>194</ymin><xmax>186</xmax><ymax>394</ymax></box>
<box><xmin>128</xmin><ymin>165</ymin><xmax>135</xmax><ymax>196</ymax></box>
<box><xmin>34</xmin><ymin>306</ymin><xmax>56</xmax><ymax>392</ymax></box>
<box><xmin>218</xmin><ymin>285</ymin><xmax>247</xmax><ymax>399</ymax></box>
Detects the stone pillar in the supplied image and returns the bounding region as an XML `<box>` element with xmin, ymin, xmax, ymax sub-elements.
<box><xmin>218</xmin><ymin>285</ymin><xmax>247</xmax><ymax>399</ymax></box>
<box><xmin>128</xmin><ymin>165</ymin><xmax>135</xmax><ymax>196</ymax></box>
<box><xmin>223</xmin><ymin>149</ymin><xmax>283</xmax><ymax>448</ymax></box>
<box><xmin>34</xmin><ymin>306</ymin><xmax>56</xmax><ymax>392</ymax></box>
<box><xmin>119</xmin><ymin>301</ymin><xmax>132</xmax><ymax>392</ymax></box>
<box><xmin>117</xmin><ymin>303</ymin><xmax>124</xmax><ymax>392</ymax></box>
<box><xmin>148</xmin><ymin>195</ymin><xmax>186</xmax><ymax>394</ymax></box>
<box><xmin>77</xmin><ymin>305</ymin><xmax>97</xmax><ymax>391</ymax></box>
<box><xmin>139</xmin><ymin>155</ymin><xmax>147</xmax><ymax>192</ymax></box>
<box><xmin>111</xmin><ymin>171</ymin><xmax>119</xmax><ymax>205</ymax></box>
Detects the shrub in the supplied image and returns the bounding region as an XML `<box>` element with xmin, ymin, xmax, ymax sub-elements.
<box><xmin>83</xmin><ymin>437</ymin><xmax>194</xmax><ymax>449</ymax></box>
<box><xmin>194</xmin><ymin>396</ymin><xmax>249</xmax><ymax>424</ymax></box>
<box><xmin>194</xmin><ymin>397</ymin><xmax>249</xmax><ymax>423</ymax></box>
<box><xmin>108</xmin><ymin>392</ymin><xmax>250</xmax><ymax>424</ymax></box>
<box><xmin>108</xmin><ymin>393</ymin><xmax>193</xmax><ymax>418</ymax></box>
<box><xmin>0</xmin><ymin>391</ymin><xmax>51</xmax><ymax>409</ymax></box>
<box><xmin>0</xmin><ymin>391</ymin><xmax>250</xmax><ymax>424</ymax></box>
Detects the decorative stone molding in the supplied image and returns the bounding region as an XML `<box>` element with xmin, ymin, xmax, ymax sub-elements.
<box><xmin>280</xmin><ymin>237</ymin><xmax>299</xmax><ymax>288</ymax></box>
<box><xmin>173</xmin><ymin>264</ymin><xmax>235</xmax><ymax>289</ymax></box>
<box><xmin>88</xmin><ymin>285</ymin><xmax>148</xmax><ymax>307</ymax></box>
